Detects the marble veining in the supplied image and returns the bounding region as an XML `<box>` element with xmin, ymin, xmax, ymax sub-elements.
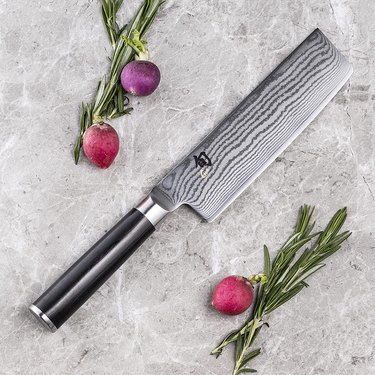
<box><xmin>0</xmin><ymin>0</ymin><xmax>374</xmax><ymax>374</ymax></box>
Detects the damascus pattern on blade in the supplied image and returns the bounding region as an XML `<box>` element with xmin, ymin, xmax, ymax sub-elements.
<box><xmin>151</xmin><ymin>29</ymin><xmax>352</xmax><ymax>221</ymax></box>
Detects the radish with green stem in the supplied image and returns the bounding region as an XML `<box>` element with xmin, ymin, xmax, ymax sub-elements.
<box><xmin>120</xmin><ymin>30</ymin><xmax>161</xmax><ymax>96</ymax></box>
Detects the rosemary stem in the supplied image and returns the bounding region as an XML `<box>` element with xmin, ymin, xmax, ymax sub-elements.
<box><xmin>233</xmin><ymin>318</ymin><xmax>260</xmax><ymax>375</ymax></box>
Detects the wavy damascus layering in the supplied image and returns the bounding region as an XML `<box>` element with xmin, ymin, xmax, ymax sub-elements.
<box><xmin>29</xmin><ymin>28</ymin><xmax>352</xmax><ymax>332</ymax></box>
<box><xmin>152</xmin><ymin>28</ymin><xmax>352</xmax><ymax>221</ymax></box>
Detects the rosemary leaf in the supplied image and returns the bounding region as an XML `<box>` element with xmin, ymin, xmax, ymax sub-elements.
<box><xmin>263</xmin><ymin>245</ymin><xmax>271</xmax><ymax>277</ymax></box>
<box><xmin>110</xmin><ymin>107</ymin><xmax>133</xmax><ymax>119</ymax></box>
<box><xmin>117</xmin><ymin>84</ymin><xmax>125</xmax><ymax>112</ymax></box>
<box><xmin>264</xmin><ymin>283</ymin><xmax>305</xmax><ymax>315</ymax></box>
<box><xmin>235</xmin><ymin>335</ymin><xmax>244</xmax><ymax>362</ymax></box>
<box><xmin>74</xmin><ymin>103</ymin><xmax>87</xmax><ymax>164</ymax></box>
<box><xmin>94</xmin><ymin>77</ymin><xmax>107</xmax><ymax>111</ymax></box>
<box><xmin>240</xmin><ymin>348</ymin><xmax>261</xmax><ymax>368</ymax></box>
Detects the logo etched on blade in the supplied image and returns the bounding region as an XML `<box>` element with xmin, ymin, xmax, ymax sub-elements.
<box><xmin>194</xmin><ymin>152</ymin><xmax>212</xmax><ymax>168</ymax></box>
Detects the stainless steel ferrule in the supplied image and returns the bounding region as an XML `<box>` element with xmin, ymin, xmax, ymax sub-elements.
<box><xmin>135</xmin><ymin>195</ymin><xmax>169</xmax><ymax>226</ymax></box>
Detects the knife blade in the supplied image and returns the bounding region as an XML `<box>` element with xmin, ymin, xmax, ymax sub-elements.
<box><xmin>152</xmin><ymin>28</ymin><xmax>353</xmax><ymax>221</ymax></box>
<box><xmin>29</xmin><ymin>28</ymin><xmax>352</xmax><ymax>332</ymax></box>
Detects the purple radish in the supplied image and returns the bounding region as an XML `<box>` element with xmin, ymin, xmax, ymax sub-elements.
<box><xmin>120</xmin><ymin>30</ymin><xmax>161</xmax><ymax>96</ymax></box>
<box><xmin>120</xmin><ymin>60</ymin><xmax>160</xmax><ymax>96</ymax></box>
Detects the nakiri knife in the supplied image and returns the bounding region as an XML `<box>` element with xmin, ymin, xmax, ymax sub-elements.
<box><xmin>29</xmin><ymin>28</ymin><xmax>352</xmax><ymax>332</ymax></box>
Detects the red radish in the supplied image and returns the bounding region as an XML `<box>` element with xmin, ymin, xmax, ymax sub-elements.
<box><xmin>120</xmin><ymin>30</ymin><xmax>161</xmax><ymax>96</ymax></box>
<box><xmin>82</xmin><ymin>123</ymin><xmax>119</xmax><ymax>169</ymax></box>
<box><xmin>212</xmin><ymin>276</ymin><xmax>254</xmax><ymax>315</ymax></box>
<box><xmin>212</xmin><ymin>274</ymin><xmax>267</xmax><ymax>316</ymax></box>
<box><xmin>120</xmin><ymin>60</ymin><xmax>161</xmax><ymax>96</ymax></box>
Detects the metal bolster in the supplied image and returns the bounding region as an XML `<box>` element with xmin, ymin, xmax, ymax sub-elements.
<box><xmin>135</xmin><ymin>195</ymin><xmax>169</xmax><ymax>227</ymax></box>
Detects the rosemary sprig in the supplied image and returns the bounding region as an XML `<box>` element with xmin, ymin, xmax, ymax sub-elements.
<box><xmin>74</xmin><ymin>0</ymin><xmax>164</xmax><ymax>164</ymax></box>
<box><xmin>211</xmin><ymin>205</ymin><xmax>351</xmax><ymax>375</ymax></box>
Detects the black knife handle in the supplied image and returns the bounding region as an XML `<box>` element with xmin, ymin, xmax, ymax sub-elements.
<box><xmin>29</xmin><ymin>208</ymin><xmax>156</xmax><ymax>331</ymax></box>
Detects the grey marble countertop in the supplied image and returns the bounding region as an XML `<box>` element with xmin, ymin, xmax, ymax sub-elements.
<box><xmin>0</xmin><ymin>0</ymin><xmax>374</xmax><ymax>374</ymax></box>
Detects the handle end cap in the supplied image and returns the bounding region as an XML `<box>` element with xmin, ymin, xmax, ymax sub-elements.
<box><xmin>29</xmin><ymin>304</ymin><xmax>57</xmax><ymax>333</ymax></box>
